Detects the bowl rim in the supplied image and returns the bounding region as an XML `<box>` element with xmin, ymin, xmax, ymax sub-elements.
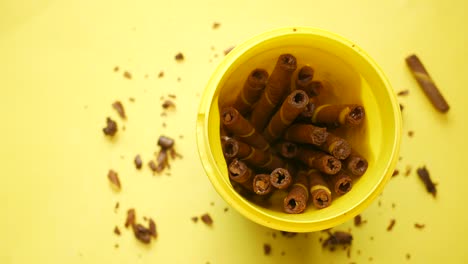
<box><xmin>196</xmin><ymin>26</ymin><xmax>402</xmax><ymax>232</ymax></box>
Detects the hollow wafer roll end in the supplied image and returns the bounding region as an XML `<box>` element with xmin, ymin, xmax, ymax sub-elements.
<box><xmin>295</xmin><ymin>66</ymin><xmax>315</xmax><ymax>90</ymax></box>
<box><xmin>297</xmin><ymin>148</ymin><xmax>342</xmax><ymax>175</ymax></box>
<box><xmin>232</xmin><ymin>68</ymin><xmax>269</xmax><ymax>114</ymax></box>
<box><xmin>275</xmin><ymin>141</ymin><xmax>298</xmax><ymax>158</ymax></box>
<box><xmin>307</xmin><ymin>170</ymin><xmax>332</xmax><ymax>209</ymax></box>
<box><xmin>344</xmin><ymin>150</ymin><xmax>368</xmax><ymax>176</ymax></box>
<box><xmin>320</xmin><ymin>133</ymin><xmax>351</xmax><ymax>160</ymax></box>
<box><xmin>270</xmin><ymin>168</ymin><xmax>293</xmax><ymax>190</ymax></box>
<box><xmin>312</xmin><ymin>104</ymin><xmax>365</xmax><ymax>127</ymax></box>
<box><xmin>328</xmin><ymin>171</ymin><xmax>353</xmax><ymax>195</ymax></box>
<box><xmin>253</xmin><ymin>174</ymin><xmax>273</xmax><ymax>195</ymax></box>
<box><xmin>283</xmin><ymin>171</ymin><xmax>309</xmax><ymax>214</ymax></box>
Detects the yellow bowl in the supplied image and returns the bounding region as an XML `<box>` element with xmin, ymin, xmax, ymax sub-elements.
<box><xmin>196</xmin><ymin>27</ymin><xmax>401</xmax><ymax>232</ymax></box>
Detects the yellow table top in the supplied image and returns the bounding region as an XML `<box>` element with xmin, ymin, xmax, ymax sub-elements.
<box><xmin>1</xmin><ymin>0</ymin><xmax>467</xmax><ymax>263</ymax></box>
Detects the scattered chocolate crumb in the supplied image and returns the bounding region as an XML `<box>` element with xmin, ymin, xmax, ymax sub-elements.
<box><xmin>162</xmin><ymin>100</ymin><xmax>176</xmax><ymax>109</ymax></box>
<box><xmin>280</xmin><ymin>231</ymin><xmax>297</xmax><ymax>238</ymax></box>
<box><xmin>210</xmin><ymin>46</ymin><xmax>215</xmax><ymax>51</ymax></box>
<box><xmin>370</xmin><ymin>236</ymin><xmax>374</xmax><ymax>240</ymax></box>
<box><xmin>224</xmin><ymin>46</ymin><xmax>235</xmax><ymax>56</ymax></box>
<box><xmin>122</xmin><ymin>125</ymin><xmax>126</xmax><ymax>131</ymax></box>
<box><xmin>263</xmin><ymin>243</ymin><xmax>271</xmax><ymax>255</ymax></box>
<box><xmin>162</xmin><ymin>122</ymin><xmax>166</xmax><ymax>128</ymax></box>
<box><xmin>214</xmin><ymin>54</ymin><xmax>219</xmax><ymax>58</ymax></box>
<box><xmin>114</xmin><ymin>202</ymin><xmax>120</xmax><ymax>211</ymax></box>
<box><xmin>133</xmin><ymin>224</ymin><xmax>152</xmax><ymax>244</ymax></box>
<box><xmin>160</xmin><ymin>112</ymin><xmax>167</xmax><ymax>117</ymax></box>
<box><xmin>399</xmin><ymin>156</ymin><xmax>403</xmax><ymax>161</ymax></box>
<box><xmin>134</xmin><ymin>155</ymin><xmax>142</xmax><ymax>169</ymax></box>
<box><xmin>397</xmin><ymin>90</ymin><xmax>409</xmax><ymax>96</ymax></box>
<box><xmin>322</xmin><ymin>231</ymin><xmax>353</xmax><ymax>249</ymax></box>
<box><xmin>210</xmin><ymin>202</ymin><xmax>215</xmax><ymax>206</ymax></box>
<box><xmin>107</xmin><ymin>170</ymin><xmax>121</xmax><ymax>190</ymax></box>
<box><xmin>201</xmin><ymin>213</ymin><xmax>213</xmax><ymax>226</ymax></box>
<box><xmin>392</xmin><ymin>169</ymin><xmax>399</xmax><ymax>177</ymax></box>
<box><xmin>212</xmin><ymin>22</ymin><xmax>220</xmax><ymax>29</ymax></box>
<box><xmin>168</xmin><ymin>94</ymin><xmax>176</xmax><ymax>99</ymax></box>
<box><xmin>114</xmin><ymin>244</ymin><xmax>119</xmax><ymax>248</ymax></box>
<box><xmin>347</xmin><ymin>247</ymin><xmax>351</xmax><ymax>258</ymax></box>
<box><xmin>175</xmin><ymin>52</ymin><xmax>184</xmax><ymax>61</ymax></box>
<box><xmin>406</xmin><ymin>253</ymin><xmax>411</xmax><ymax>260</ymax></box>
<box><xmin>112</xmin><ymin>101</ymin><xmax>126</xmax><ymax>119</ymax></box>
<box><xmin>114</xmin><ymin>226</ymin><xmax>121</xmax><ymax>236</ymax></box>
<box><xmin>405</xmin><ymin>165</ymin><xmax>412</xmax><ymax>177</ymax></box>
<box><xmin>357</xmin><ymin>249</ymin><xmax>361</xmax><ymax>255</ymax></box>
<box><xmin>387</xmin><ymin>219</ymin><xmax>396</xmax><ymax>231</ymax></box>
<box><xmin>149</xmin><ymin>218</ymin><xmax>157</xmax><ymax>238</ymax></box>
<box><xmin>281</xmin><ymin>251</ymin><xmax>285</xmax><ymax>256</ymax></box>
<box><xmin>125</xmin><ymin>209</ymin><xmax>136</xmax><ymax>228</ymax></box>
<box><xmin>148</xmin><ymin>160</ymin><xmax>157</xmax><ymax>173</ymax></box>
<box><xmin>417</xmin><ymin>166</ymin><xmax>437</xmax><ymax>197</ymax></box>
<box><xmin>143</xmin><ymin>216</ymin><xmax>148</xmax><ymax>221</ymax></box>
<box><xmin>224</xmin><ymin>207</ymin><xmax>229</xmax><ymax>212</ymax></box>
<box><xmin>158</xmin><ymin>71</ymin><xmax>164</xmax><ymax>78</ymax></box>
<box><xmin>177</xmin><ymin>77</ymin><xmax>181</xmax><ymax>82</ymax></box>
<box><xmin>272</xmin><ymin>233</ymin><xmax>277</xmax><ymax>239</ymax></box>
<box><xmin>293</xmin><ymin>28</ymin><xmax>297</xmax><ymax>32</ymax></box>
<box><xmin>378</xmin><ymin>200</ymin><xmax>382</xmax><ymax>207</ymax></box>
<box><xmin>144</xmin><ymin>74</ymin><xmax>149</xmax><ymax>79</ymax></box>
<box><xmin>414</xmin><ymin>223</ymin><xmax>425</xmax><ymax>229</ymax></box>
<box><xmin>392</xmin><ymin>203</ymin><xmax>396</xmax><ymax>209</ymax></box>
<box><xmin>408</xmin><ymin>131</ymin><xmax>414</xmax><ymax>137</ymax></box>
<box><xmin>103</xmin><ymin>117</ymin><xmax>118</xmax><ymax>136</ymax></box>
<box><xmin>128</xmin><ymin>97</ymin><xmax>135</xmax><ymax>102</ymax></box>
<box><xmin>123</xmin><ymin>71</ymin><xmax>132</xmax><ymax>79</ymax></box>
<box><xmin>354</xmin><ymin>215</ymin><xmax>362</xmax><ymax>226</ymax></box>
<box><xmin>159</xmin><ymin>96</ymin><xmax>164</xmax><ymax>101</ymax></box>
<box><xmin>165</xmin><ymin>172</ymin><xmax>171</xmax><ymax>176</ymax></box>
<box><xmin>114</xmin><ymin>66</ymin><xmax>119</xmax><ymax>72</ymax></box>
<box><xmin>158</xmin><ymin>136</ymin><xmax>175</xmax><ymax>149</ymax></box>
<box><xmin>191</xmin><ymin>216</ymin><xmax>198</xmax><ymax>223</ymax></box>
<box><xmin>155</xmin><ymin>149</ymin><xmax>169</xmax><ymax>172</ymax></box>
<box><xmin>399</xmin><ymin>103</ymin><xmax>404</xmax><ymax>111</ymax></box>
<box><xmin>369</xmin><ymin>257</ymin><xmax>373</xmax><ymax>261</ymax></box>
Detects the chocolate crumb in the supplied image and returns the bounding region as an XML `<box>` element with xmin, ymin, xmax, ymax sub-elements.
<box><xmin>125</xmin><ymin>209</ymin><xmax>136</xmax><ymax>228</ymax></box>
<box><xmin>158</xmin><ymin>71</ymin><xmax>164</xmax><ymax>78</ymax></box>
<box><xmin>121</xmin><ymin>126</ymin><xmax>126</xmax><ymax>131</ymax></box>
<box><xmin>417</xmin><ymin>166</ymin><xmax>437</xmax><ymax>197</ymax></box>
<box><xmin>293</xmin><ymin>28</ymin><xmax>297</xmax><ymax>32</ymax></box>
<box><xmin>191</xmin><ymin>216</ymin><xmax>198</xmax><ymax>223</ymax></box>
<box><xmin>408</xmin><ymin>131</ymin><xmax>414</xmax><ymax>137</ymax></box>
<box><xmin>378</xmin><ymin>200</ymin><xmax>382</xmax><ymax>207</ymax></box>
<box><xmin>392</xmin><ymin>203</ymin><xmax>396</xmax><ymax>208</ymax></box>
<box><xmin>114</xmin><ymin>244</ymin><xmax>119</xmax><ymax>249</ymax></box>
<box><xmin>112</xmin><ymin>101</ymin><xmax>126</xmax><ymax>119</ymax></box>
<box><xmin>148</xmin><ymin>160</ymin><xmax>157</xmax><ymax>173</ymax></box>
<box><xmin>212</xmin><ymin>22</ymin><xmax>220</xmax><ymax>29</ymax></box>
<box><xmin>114</xmin><ymin>202</ymin><xmax>120</xmax><ymax>211</ymax></box>
<box><xmin>414</xmin><ymin>223</ymin><xmax>425</xmax><ymax>229</ymax></box>
<box><xmin>158</xmin><ymin>136</ymin><xmax>175</xmax><ymax>149</ymax></box>
<box><xmin>322</xmin><ymin>231</ymin><xmax>353</xmax><ymax>249</ymax></box>
<box><xmin>143</xmin><ymin>216</ymin><xmax>148</xmax><ymax>221</ymax></box>
<box><xmin>201</xmin><ymin>213</ymin><xmax>213</xmax><ymax>225</ymax></box>
<box><xmin>399</xmin><ymin>104</ymin><xmax>404</xmax><ymax>111</ymax></box>
<box><xmin>177</xmin><ymin>77</ymin><xmax>181</xmax><ymax>82</ymax></box>
<box><xmin>210</xmin><ymin>202</ymin><xmax>215</xmax><ymax>206</ymax></box>
<box><xmin>144</xmin><ymin>74</ymin><xmax>149</xmax><ymax>79</ymax></box>
<box><xmin>392</xmin><ymin>170</ymin><xmax>399</xmax><ymax>177</ymax></box>
<box><xmin>224</xmin><ymin>46</ymin><xmax>235</xmax><ymax>56</ymax></box>
<box><xmin>281</xmin><ymin>251</ymin><xmax>285</xmax><ymax>256</ymax></box>
<box><xmin>357</xmin><ymin>249</ymin><xmax>361</xmax><ymax>255</ymax></box>
<box><xmin>114</xmin><ymin>66</ymin><xmax>119</xmax><ymax>72</ymax></box>
<box><xmin>354</xmin><ymin>215</ymin><xmax>362</xmax><ymax>226</ymax></box>
<box><xmin>263</xmin><ymin>243</ymin><xmax>271</xmax><ymax>255</ymax></box>
<box><xmin>162</xmin><ymin>122</ymin><xmax>166</xmax><ymax>128</ymax></box>
<box><xmin>123</xmin><ymin>71</ymin><xmax>132</xmax><ymax>80</ymax></box>
<box><xmin>175</xmin><ymin>52</ymin><xmax>184</xmax><ymax>61</ymax></box>
<box><xmin>347</xmin><ymin>248</ymin><xmax>351</xmax><ymax>258</ymax></box>
<box><xmin>149</xmin><ymin>218</ymin><xmax>157</xmax><ymax>238</ymax></box>
<box><xmin>397</xmin><ymin>90</ymin><xmax>409</xmax><ymax>96</ymax></box>
<box><xmin>103</xmin><ymin>117</ymin><xmax>118</xmax><ymax>136</ymax></box>
<box><xmin>370</xmin><ymin>236</ymin><xmax>374</xmax><ymax>240</ymax></box>
<box><xmin>162</xmin><ymin>100</ymin><xmax>176</xmax><ymax>109</ymax></box>
<box><xmin>280</xmin><ymin>231</ymin><xmax>297</xmax><ymax>238</ymax></box>
<box><xmin>133</xmin><ymin>224</ymin><xmax>151</xmax><ymax>244</ymax></box>
<box><xmin>114</xmin><ymin>226</ymin><xmax>121</xmax><ymax>236</ymax></box>
<box><xmin>369</xmin><ymin>257</ymin><xmax>373</xmax><ymax>261</ymax></box>
<box><xmin>405</xmin><ymin>165</ymin><xmax>412</xmax><ymax>177</ymax></box>
<box><xmin>387</xmin><ymin>219</ymin><xmax>396</xmax><ymax>231</ymax></box>
<box><xmin>160</xmin><ymin>112</ymin><xmax>167</xmax><ymax>117</ymax></box>
<box><xmin>224</xmin><ymin>207</ymin><xmax>229</xmax><ymax>212</ymax></box>
<box><xmin>272</xmin><ymin>233</ymin><xmax>277</xmax><ymax>239</ymax></box>
<box><xmin>168</xmin><ymin>94</ymin><xmax>176</xmax><ymax>99</ymax></box>
<box><xmin>128</xmin><ymin>97</ymin><xmax>135</xmax><ymax>102</ymax></box>
<box><xmin>134</xmin><ymin>155</ymin><xmax>142</xmax><ymax>169</ymax></box>
<box><xmin>107</xmin><ymin>170</ymin><xmax>121</xmax><ymax>190</ymax></box>
<box><xmin>406</xmin><ymin>253</ymin><xmax>411</xmax><ymax>260</ymax></box>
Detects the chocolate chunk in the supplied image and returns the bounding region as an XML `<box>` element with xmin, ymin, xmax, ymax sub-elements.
<box><xmin>158</xmin><ymin>71</ymin><xmax>164</xmax><ymax>78</ymax></box>
<box><xmin>134</xmin><ymin>155</ymin><xmax>142</xmax><ymax>169</ymax></box>
<box><xmin>212</xmin><ymin>22</ymin><xmax>220</xmax><ymax>29</ymax></box>
<box><xmin>114</xmin><ymin>226</ymin><xmax>121</xmax><ymax>236</ymax></box>
<box><xmin>133</xmin><ymin>224</ymin><xmax>151</xmax><ymax>244</ymax></box>
<box><xmin>123</xmin><ymin>71</ymin><xmax>132</xmax><ymax>79</ymax></box>
<box><xmin>175</xmin><ymin>53</ymin><xmax>184</xmax><ymax>61</ymax></box>
<box><xmin>417</xmin><ymin>166</ymin><xmax>437</xmax><ymax>197</ymax></box>
<box><xmin>162</xmin><ymin>100</ymin><xmax>176</xmax><ymax>109</ymax></box>
<box><xmin>125</xmin><ymin>209</ymin><xmax>136</xmax><ymax>228</ymax></box>
<box><xmin>392</xmin><ymin>170</ymin><xmax>399</xmax><ymax>177</ymax></box>
<box><xmin>156</xmin><ymin>149</ymin><xmax>168</xmax><ymax>172</ymax></box>
<box><xmin>112</xmin><ymin>101</ymin><xmax>126</xmax><ymax>119</ymax></box>
<box><xmin>397</xmin><ymin>90</ymin><xmax>409</xmax><ymax>96</ymax></box>
<box><xmin>148</xmin><ymin>160</ymin><xmax>157</xmax><ymax>172</ymax></box>
<box><xmin>201</xmin><ymin>213</ymin><xmax>213</xmax><ymax>225</ymax></box>
<box><xmin>322</xmin><ymin>231</ymin><xmax>353</xmax><ymax>248</ymax></box>
<box><xmin>149</xmin><ymin>218</ymin><xmax>157</xmax><ymax>238</ymax></box>
<box><xmin>103</xmin><ymin>117</ymin><xmax>118</xmax><ymax>136</ymax></box>
<box><xmin>113</xmin><ymin>66</ymin><xmax>119</xmax><ymax>72</ymax></box>
<box><xmin>263</xmin><ymin>243</ymin><xmax>271</xmax><ymax>255</ymax></box>
<box><xmin>414</xmin><ymin>223</ymin><xmax>425</xmax><ymax>229</ymax></box>
<box><xmin>408</xmin><ymin>131</ymin><xmax>414</xmax><ymax>137</ymax></box>
<box><xmin>224</xmin><ymin>207</ymin><xmax>229</xmax><ymax>212</ymax></box>
<box><xmin>158</xmin><ymin>136</ymin><xmax>175</xmax><ymax>149</ymax></box>
<box><xmin>387</xmin><ymin>219</ymin><xmax>396</xmax><ymax>231</ymax></box>
<box><xmin>107</xmin><ymin>170</ymin><xmax>121</xmax><ymax>190</ymax></box>
<box><xmin>191</xmin><ymin>216</ymin><xmax>198</xmax><ymax>223</ymax></box>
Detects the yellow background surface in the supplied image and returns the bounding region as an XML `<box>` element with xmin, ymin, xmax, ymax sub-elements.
<box><xmin>1</xmin><ymin>0</ymin><xmax>467</xmax><ymax>263</ymax></box>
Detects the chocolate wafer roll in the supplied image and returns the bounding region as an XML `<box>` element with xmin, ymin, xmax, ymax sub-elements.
<box><xmin>221</xmin><ymin>107</ymin><xmax>269</xmax><ymax>151</ymax></box>
<box><xmin>319</xmin><ymin>133</ymin><xmax>351</xmax><ymax>160</ymax></box>
<box><xmin>228</xmin><ymin>159</ymin><xmax>254</xmax><ymax>191</ymax></box>
<box><xmin>250</xmin><ymin>54</ymin><xmax>297</xmax><ymax>132</ymax></box>
<box><xmin>253</xmin><ymin>174</ymin><xmax>273</xmax><ymax>195</ymax></box>
<box><xmin>295</xmin><ymin>66</ymin><xmax>314</xmax><ymax>90</ymax></box>
<box><xmin>343</xmin><ymin>150</ymin><xmax>368</xmax><ymax>176</ymax></box>
<box><xmin>232</xmin><ymin>69</ymin><xmax>269</xmax><ymax>115</ymax></box>
<box><xmin>302</xmin><ymin>81</ymin><xmax>323</xmax><ymax>97</ymax></box>
<box><xmin>284</xmin><ymin>124</ymin><xmax>328</xmax><ymax>146</ymax></box>
<box><xmin>328</xmin><ymin>171</ymin><xmax>353</xmax><ymax>195</ymax></box>
<box><xmin>312</xmin><ymin>104</ymin><xmax>365</xmax><ymax>127</ymax></box>
<box><xmin>223</xmin><ymin>138</ymin><xmax>283</xmax><ymax>170</ymax></box>
<box><xmin>222</xmin><ymin>137</ymin><xmax>250</xmax><ymax>161</ymax></box>
<box><xmin>262</xmin><ymin>90</ymin><xmax>309</xmax><ymax>142</ymax></box>
<box><xmin>270</xmin><ymin>168</ymin><xmax>293</xmax><ymax>190</ymax></box>
<box><xmin>275</xmin><ymin>141</ymin><xmax>298</xmax><ymax>158</ymax></box>
<box><xmin>261</xmin><ymin>154</ymin><xmax>286</xmax><ymax>172</ymax></box>
<box><xmin>307</xmin><ymin>169</ymin><xmax>332</xmax><ymax>209</ymax></box>
<box><xmin>283</xmin><ymin>171</ymin><xmax>309</xmax><ymax>214</ymax></box>
<box><xmin>405</xmin><ymin>54</ymin><xmax>449</xmax><ymax>113</ymax></box>
<box><xmin>296</xmin><ymin>148</ymin><xmax>341</xmax><ymax>175</ymax></box>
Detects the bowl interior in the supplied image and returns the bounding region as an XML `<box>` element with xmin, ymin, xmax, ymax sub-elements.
<box><xmin>197</xmin><ymin>27</ymin><xmax>400</xmax><ymax>232</ymax></box>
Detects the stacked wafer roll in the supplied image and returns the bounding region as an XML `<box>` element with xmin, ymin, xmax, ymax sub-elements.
<box><xmin>220</xmin><ymin>54</ymin><xmax>368</xmax><ymax>214</ymax></box>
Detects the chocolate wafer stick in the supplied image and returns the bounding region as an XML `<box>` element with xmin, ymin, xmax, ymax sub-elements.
<box><xmin>343</xmin><ymin>150</ymin><xmax>368</xmax><ymax>176</ymax></box>
<box><xmin>307</xmin><ymin>169</ymin><xmax>332</xmax><ymax>209</ymax></box>
<box><xmin>295</xmin><ymin>66</ymin><xmax>314</xmax><ymax>90</ymax></box>
<box><xmin>284</xmin><ymin>124</ymin><xmax>328</xmax><ymax>146</ymax></box>
<box><xmin>302</xmin><ymin>81</ymin><xmax>323</xmax><ymax>97</ymax></box>
<box><xmin>262</xmin><ymin>90</ymin><xmax>309</xmax><ymax>142</ymax></box>
<box><xmin>228</xmin><ymin>159</ymin><xmax>254</xmax><ymax>191</ymax></box>
<box><xmin>223</xmin><ymin>138</ymin><xmax>283</xmax><ymax>170</ymax></box>
<box><xmin>232</xmin><ymin>69</ymin><xmax>269</xmax><ymax>115</ymax></box>
<box><xmin>283</xmin><ymin>170</ymin><xmax>309</xmax><ymax>214</ymax></box>
<box><xmin>328</xmin><ymin>171</ymin><xmax>353</xmax><ymax>195</ymax></box>
<box><xmin>406</xmin><ymin>54</ymin><xmax>449</xmax><ymax>113</ymax></box>
<box><xmin>250</xmin><ymin>54</ymin><xmax>297</xmax><ymax>132</ymax></box>
<box><xmin>275</xmin><ymin>141</ymin><xmax>298</xmax><ymax>158</ymax></box>
<box><xmin>221</xmin><ymin>107</ymin><xmax>269</xmax><ymax>151</ymax></box>
<box><xmin>253</xmin><ymin>174</ymin><xmax>273</xmax><ymax>195</ymax></box>
<box><xmin>312</xmin><ymin>104</ymin><xmax>365</xmax><ymax>127</ymax></box>
<box><xmin>270</xmin><ymin>168</ymin><xmax>293</xmax><ymax>190</ymax></box>
<box><xmin>296</xmin><ymin>148</ymin><xmax>341</xmax><ymax>175</ymax></box>
<box><xmin>319</xmin><ymin>133</ymin><xmax>351</xmax><ymax>160</ymax></box>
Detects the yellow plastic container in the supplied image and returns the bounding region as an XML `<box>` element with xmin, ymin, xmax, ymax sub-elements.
<box><xmin>196</xmin><ymin>27</ymin><xmax>401</xmax><ymax>232</ymax></box>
